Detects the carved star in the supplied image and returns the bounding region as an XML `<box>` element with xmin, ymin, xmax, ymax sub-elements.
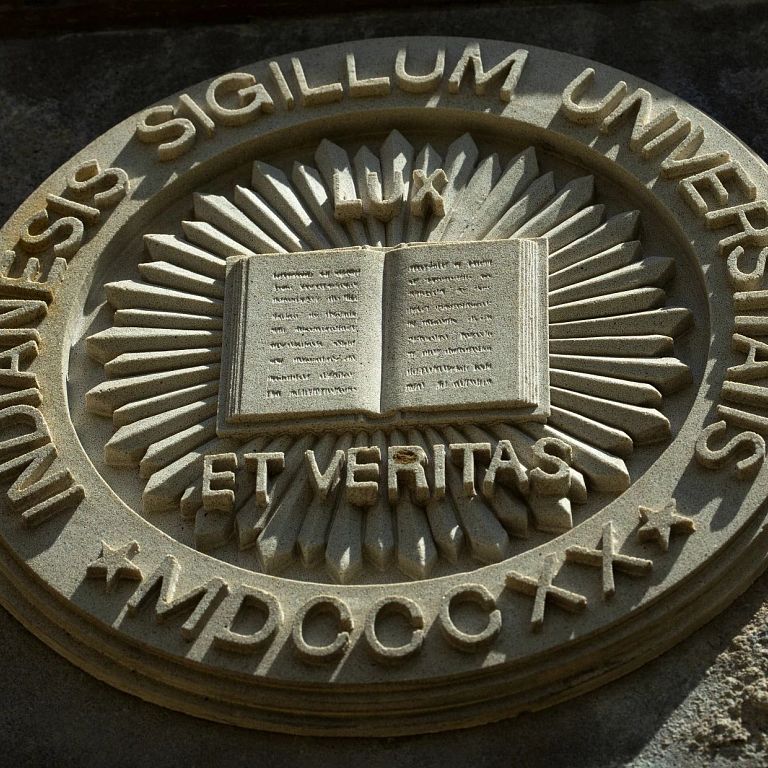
<box><xmin>86</xmin><ymin>540</ymin><xmax>143</xmax><ymax>592</ymax></box>
<box><xmin>637</xmin><ymin>500</ymin><xmax>695</xmax><ymax>552</ymax></box>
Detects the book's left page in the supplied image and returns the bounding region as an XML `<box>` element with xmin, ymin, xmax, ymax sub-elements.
<box><xmin>222</xmin><ymin>247</ymin><xmax>385</xmax><ymax>424</ymax></box>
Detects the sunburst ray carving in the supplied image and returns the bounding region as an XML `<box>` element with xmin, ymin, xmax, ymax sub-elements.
<box><xmin>85</xmin><ymin>131</ymin><xmax>692</xmax><ymax>582</ymax></box>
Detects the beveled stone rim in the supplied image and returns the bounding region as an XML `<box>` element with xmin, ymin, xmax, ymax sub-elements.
<box><xmin>1</xmin><ymin>496</ymin><xmax>764</xmax><ymax>735</ymax></box>
<box><xmin>0</xmin><ymin>37</ymin><xmax>764</xmax><ymax>734</ymax></box>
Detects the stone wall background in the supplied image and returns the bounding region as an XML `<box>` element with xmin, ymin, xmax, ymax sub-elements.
<box><xmin>1</xmin><ymin>2</ymin><xmax>767</xmax><ymax>764</ymax></box>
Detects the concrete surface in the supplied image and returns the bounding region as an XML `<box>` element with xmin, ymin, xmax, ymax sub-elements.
<box><xmin>1</xmin><ymin>1</ymin><xmax>767</xmax><ymax>764</ymax></box>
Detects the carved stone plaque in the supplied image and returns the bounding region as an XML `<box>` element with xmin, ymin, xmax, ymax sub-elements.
<box><xmin>0</xmin><ymin>37</ymin><xmax>766</xmax><ymax>735</ymax></box>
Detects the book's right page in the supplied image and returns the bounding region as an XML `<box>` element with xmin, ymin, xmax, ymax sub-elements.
<box><xmin>380</xmin><ymin>239</ymin><xmax>548</xmax><ymax>419</ymax></box>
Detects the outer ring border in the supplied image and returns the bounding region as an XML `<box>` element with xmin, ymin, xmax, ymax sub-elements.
<box><xmin>0</xmin><ymin>493</ymin><xmax>765</xmax><ymax>735</ymax></box>
<box><xmin>0</xmin><ymin>37</ymin><xmax>765</xmax><ymax>734</ymax></box>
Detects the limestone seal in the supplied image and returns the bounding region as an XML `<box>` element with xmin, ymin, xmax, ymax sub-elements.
<box><xmin>0</xmin><ymin>37</ymin><xmax>766</xmax><ymax>735</ymax></box>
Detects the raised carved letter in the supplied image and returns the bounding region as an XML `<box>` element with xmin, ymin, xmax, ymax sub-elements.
<box><xmin>438</xmin><ymin>584</ymin><xmax>501</xmax><ymax>652</ymax></box>
<box><xmin>205</xmin><ymin>72</ymin><xmax>274</xmax><ymax>127</ymax></box>
<box><xmin>292</xmin><ymin>595</ymin><xmax>352</xmax><ymax>664</ymax></box>
<box><xmin>211</xmin><ymin>584</ymin><xmax>282</xmax><ymax>653</ymax></box>
<box><xmin>364</xmin><ymin>596</ymin><xmax>424</xmax><ymax>664</ymax></box>
<box><xmin>448</xmin><ymin>43</ymin><xmax>528</xmax><ymax>101</ymax></box>
<box><xmin>394</xmin><ymin>47</ymin><xmax>445</xmax><ymax>93</ymax></box>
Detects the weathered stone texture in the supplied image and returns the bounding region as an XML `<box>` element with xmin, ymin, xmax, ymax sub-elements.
<box><xmin>1</xmin><ymin>2</ymin><xmax>768</xmax><ymax>764</ymax></box>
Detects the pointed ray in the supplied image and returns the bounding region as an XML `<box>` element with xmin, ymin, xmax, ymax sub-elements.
<box><xmin>257</xmin><ymin>476</ymin><xmax>315</xmax><ymax>573</ymax></box>
<box><xmin>440</xmin><ymin>426</ymin><xmax>509</xmax><ymax>563</ymax></box>
<box><xmin>549</xmin><ymin>354</ymin><xmax>691</xmax><ymax>394</ymax></box>
<box><xmin>0</xmin><ymin>330</ymin><xmax>40</xmax><ymax>351</ymax></box>
<box><xmin>396</xmin><ymin>496</ymin><xmax>438</xmax><ymax>579</ymax></box>
<box><xmin>549</xmin><ymin>210</ymin><xmax>640</xmax><ymax>272</ymax></box>
<box><xmin>549</xmin><ymin>257</ymin><xmax>674</xmax><ymax>307</ymax></box>
<box><xmin>138</xmin><ymin>261</ymin><xmax>225</xmax><ymax>299</ymax></box>
<box><xmin>363</xmin><ymin>430</ymin><xmax>395</xmax><ymax>570</ymax></box>
<box><xmin>549</xmin><ymin>307</ymin><xmax>693</xmax><ymax>339</ymax></box>
<box><xmin>298</xmin><ymin>497</ymin><xmax>340</xmax><ymax>569</ymax></box>
<box><xmin>315</xmin><ymin>139</ymin><xmax>368</xmax><ymax>245</ymax></box>
<box><xmin>325</xmin><ymin>498</ymin><xmax>365</xmax><ymax>584</ymax></box>
<box><xmin>525</xmin><ymin>495</ymin><xmax>573</xmax><ymax>534</ymax></box>
<box><xmin>364</xmin><ymin>497</ymin><xmax>395</xmax><ymax>570</ymax></box>
<box><xmin>547</xmin><ymin>405</ymin><xmax>633</xmax><ymax>456</ymax></box>
<box><xmin>144</xmin><ymin>234</ymin><xmax>226</xmax><ymax>279</ymax></box>
<box><xmin>733</xmin><ymin>316</ymin><xmax>768</xmax><ymax>335</ymax></box>
<box><xmin>257</xmin><ymin>433</ymin><xmax>337</xmax><ymax>573</ymax></box>
<box><xmin>180</xmin><ymin>483</ymin><xmax>203</xmax><ymax>521</ymax></box>
<box><xmin>487</xmin><ymin>423</ymin><xmax>537</xmax><ymax>467</ymax></box>
<box><xmin>405</xmin><ymin>144</ymin><xmax>442</xmax><ymax>243</ymax></box>
<box><xmin>236</xmin><ymin>435</ymin><xmax>309</xmax><ymax>550</ymax></box>
<box><xmin>466</xmin><ymin>147</ymin><xmax>539</xmax><ymax>239</ymax></box>
<box><xmin>250</xmin><ymin>160</ymin><xmax>331</xmax><ymax>250</ymax></box>
<box><xmin>234</xmin><ymin>185</ymin><xmax>307</xmax><ymax>252</ymax></box>
<box><xmin>426</xmin><ymin>133</ymin><xmax>479</xmax><ymax>242</ymax></box>
<box><xmin>551</xmin><ymin>387</ymin><xmax>671</xmax><ymax>444</ymax></box>
<box><xmin>142</xmin><ymin>436</ymin><xmax>235</xmax><ymax>514</ymax></box>
<box><xmin>87</xmin><ymin>327</ymin><xmax>222</xmax><ymax>364</ymax></box>
<box><xmin>181</xmin><ymin>220</ymin><xmax>257</xmax><ymax>259</ymax></box>
<box><xmin>139</xmin><ymin>417</ymin><xmax>217</xmax><ymax>478</ymax></box>
<box><xmin>194</xmin><ymin>506</ymin><xmax>235</xmax><ymax>552</ymax></box>
<box><xmin>105</xmin><ymin>281</ymin><xmax>224</xmax><ymax>316</ymax></box>
<box><xmin>298</xmin><ymin>433</ymin><xmax>354</xmax><ymax>568</ymax></box>
<box><xmin>549</xmin><ymin>368</ymin><xmax>662</xmax><ymax>406</ymax></box>
<box><xmin>390</xmin><ymin>428</ymin><xmax>437</xmax><ymax>579</ymax></box>
<box><xmin>520</xmin><ymin>421</ymin><xmax>630</xmax><ymax>493</ymax></box>
<box><xmin>114</xmin><ymin>309</ymin><xmax>223</xmax><ymax>331</ymax></box>
<box><xmin>193</xmin><ymin>193</ymin><xmax>283</xmax><ymax>253</ymax></box>
<box><xmin>324</xmin><ymin>432</ymin><xmax>368</xmax><ymax>583</ymax></box>
<box><xmin>543</xmin><ymin>204</ymin><xmax>605</xmax><ymax>254</ymax></box>
<box><xmin>440</xmin><ymin>154</ymin><xmax>501</xmax><ymax>242</ymax></box>
<box><xmin>549</xmin><ymin>287</ymin><xmax>666</xmax><ymax>323</ymax></box>
<box><xmin>353</xmin><ymin>146</ymin><xmax>386</xmax><ymax>246</ymax></box>
<box><xmin>86</xmin><ymin>365</ymin><xmax>220</xmax><ymax>417</ymax></box>
<box><xmin>381</xmin><ymin>130</ymin><xmax>414</xmax><ymax>247</ymax></box>
<box><xmin>549</xmin><ymin>335</ymin><xmax>674</xmax><ymax>357</ymax></box>
<box><xmin>104</xmin><ymin>397</ymin><xmax>218</xmax><ymax>467</ymax></box>
<box><xmin>0</xmin><ymin>299</ymin><xmax>47</xmax><ymax>329</ymax></box>
<box><xmin>292</xmin><ymin>162</ymin><xmax>351</xmax><ymax>247</ymax></box>
<box><xmin>487</xmin><ymin>485</ymin><xmax>529</xmax><ymax>537</ymax></box>
<box><xmin>549</xmin><ymin>241</ymin><xmax>640</xmax><ymax>291</ymax></box>
<box><xmin>442</xmin><ymin>458</ymin><xmax>508</xmax><ymax>563</ymax></box>
<box><xmin>570</xmin><ymin>470</ymin><xmax>588</xmax><ymax>503</ymax></box>
<box><xmin>410</xmin><ymin>428</ymin><xmax>464</xmax><ymax>563</ymax></box>
<box><xmin>485</xmin><ymin>172</ymin><xmax>556</xmax><ymax>239</ymax></box>
<box><xmin>512</xmin><ymin>176</ymin><xmax>594</xmax><ymax>239</ymax></box>
<box><xmin>104</xmin><ymin>348</ymin><xmax>220</xmax><ymax>378</ymax></box>
<box><xmin>113</xmin><ymin>381</ymin><xmax>220</xmax><ymax>427</ymax></box>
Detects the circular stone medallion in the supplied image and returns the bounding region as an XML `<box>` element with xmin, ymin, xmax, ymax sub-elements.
<box><xmin>0</xmin><ymin>37</ymin><xmax>767</xmax><ymax>735</ymax></box>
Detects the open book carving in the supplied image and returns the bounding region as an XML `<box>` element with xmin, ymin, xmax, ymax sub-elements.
<box><xmin>218</xmin><ymin>239</ymin><xmax>549</xmax><ymax>435</ymax></box>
